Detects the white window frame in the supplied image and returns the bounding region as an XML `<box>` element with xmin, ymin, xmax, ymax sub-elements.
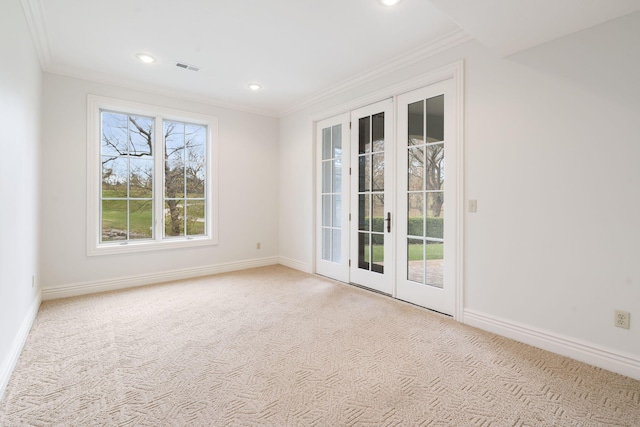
<box><xmin>87</xmin><ymin>95</ymin><xmax>219</xmax><ymax>256</ymax></box>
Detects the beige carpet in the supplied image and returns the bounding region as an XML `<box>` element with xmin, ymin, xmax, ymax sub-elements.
<box><xmin>1</xmin><ymin>265</ymin><xmax>639</xmax><ymax>426</ymax></box>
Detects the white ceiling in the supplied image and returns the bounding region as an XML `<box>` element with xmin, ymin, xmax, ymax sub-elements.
<box><xmin>23</xmin><ymin>0</ymin><xmax>640</xmax><ymax>116</ymax></box>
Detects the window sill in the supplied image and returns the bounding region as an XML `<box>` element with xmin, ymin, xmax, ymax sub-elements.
<box><xmin>87</xmin><ymin>236</ymin><xmax>218</xmax><ymax>256</ymax></box>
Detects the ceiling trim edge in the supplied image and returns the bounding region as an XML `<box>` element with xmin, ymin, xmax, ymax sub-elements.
<box><xmin>20</xmin><ymin>0</ymin><xmax>52</xmax><ymax>70</ymax></box>
<box><xmin>46</xmin><ymin>62</ymin><xmax>280</xmax><ymax>118</ymax></box>
<box><xmin>278</xmin><ymin>28</ymin><xmax>473</xmax><ymax>117</ymax></box>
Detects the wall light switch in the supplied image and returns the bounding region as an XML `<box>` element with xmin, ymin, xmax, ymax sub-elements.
<box><xmin>469</xmin><ymin>200</ymin><xmax>477</xmax><ymax>213</ymax></box>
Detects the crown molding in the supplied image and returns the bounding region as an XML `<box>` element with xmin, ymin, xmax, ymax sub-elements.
<box><xmin>278</xmin><ymin>28</ymin><xmax>473</xmax><ymax>117</ymax></box>
<box><xmin>20</xmin><ymin>0</ymin><xmax>52</xmax><ymax>70</ymax></box>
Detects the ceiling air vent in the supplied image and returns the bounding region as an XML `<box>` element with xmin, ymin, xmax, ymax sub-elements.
<box><xmin>175</xmin><ymin>62</ymin><xmax>200</xmax><ymax>72</ymax></box>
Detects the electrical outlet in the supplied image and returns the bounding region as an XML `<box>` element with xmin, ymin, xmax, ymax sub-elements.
<box><xmin>256</xmin><ymin>242</ymin><xmax>261</xmax><ymax>250</ymax></box>
<box><xmin>614</xmin><ymin>310</ymin><xmax>630</xmax><ymax>329</ymax></box>
<box><xmin>468</xmin><ymin>200</ymin><xmax>477</xmax><ymax>213</ymax></box>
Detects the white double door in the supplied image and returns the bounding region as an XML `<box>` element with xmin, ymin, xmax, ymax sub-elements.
<box><xmin>316</xmin><ymin>80</ymin><xmax>456</xmax><ymax>315</ymax></box>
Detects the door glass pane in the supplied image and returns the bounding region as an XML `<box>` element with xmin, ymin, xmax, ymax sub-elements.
<box><xmin>332</xmin><ymin>158</ymin><xmax>342</xmax><ymax>192</ymax></box>
<box><xmin>322</xmin><ymin>195</ymin><xmax>331</xmax><ymax>226</ymax></box>
<box><xmin>372</xmin><ymin>153</ymin><xmax>384</xmax><ymax>191</ymax></box>
<box><xmin>359</xmin><ymin>116</ymin><xmax>370</xmax><ymax>154</ymax></box>
<box><xmin>372</xmin><ymin>233</ymin><xmax>384</xmax><ymax>274</ymax></box>
<box><xmin>371</xmin><ymin>113</ymin><xmax>384</xmax><ymax>152</ymax></box>
<box><xmin>358</xmin><ymin>232</ymin><xmax>370</xmax><ymax>270</ymax></box>
<box><xmin>426</xmin><ymin>193</ymin><xmax>444</xmax><ymax>239</ymax></box>
<box><xmin>332</xmin><ymin>125</ymin><xmax>342</xmax><ymax>157</ymax></box>
<box><xmin>408</xmin><ymin>101</ymin><xmax>424</xmax><ymax>146</ymax></box>
<box><xmin>407</xmin><ymin>238</ymin><xmax>424</xmax><ymax>283</ymax></box>
<box><xmin>372</xmin><ymin>195</ymin><xmax>384</xmax><ymax>233</ymax></box>
<box><xmin>408</xmin><ymin>193</ymin><xmax>424</xmax><ymax>236</ymax></box>
<box><xmin>359</xmin><ymin>155</ymin><xmax>371</xmax><ymax>192</ymax></box>
<box><xmin>332</xmin><ymin>195</ymin><xmax>341</xmax><ymax>227</ymax></box>
<box><xmin>426</xmin><ymin>95</ymin><xmax>444</xmax><ymax>143</ymax></box>
<box><xmin>426</xmin><ymin>144</ymin><xmax>444</xmax><ymax>191</ymax></box>
<box><xmin>322</xmin><ymin>161</ymin><xmax>331</xmax><ymax>193</ymax></box>
<box><xmin>322</xmin><ymin>228</ymin><xmax>331</xmax><ymax>261</ymax></box>
<box><xmin>358</xmin><ymin>194</ymin><xmax>370</xmax><ymax>231</ymax></box>
<box><xmin>426</xmin><ymin>242</ymin><xmax>444</xmax><ymax>288</ymax></box>
<box><xmin>322</xmin><ymin>127</ymin><xmax>331</xmax><ymax>160</ymax></box>
<box><xmin>332</xmin><ymin>229</ymin><xmax>341</xmax><ymax>263</ymax></box>
<box><xmin>408</xmin><ymin>146</ymin><xmax>424</xmax><ymax>191</ymax></box>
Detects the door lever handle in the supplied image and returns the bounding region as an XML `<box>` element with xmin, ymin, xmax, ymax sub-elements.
<box><xmin>385</xmin><ymin>212</ymin><xmax>391</xmax><ymax>233</ymax></box>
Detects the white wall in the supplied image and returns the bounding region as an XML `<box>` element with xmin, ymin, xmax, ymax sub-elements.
<box><xmin>279</xmin><ymin>13</ymin><xmax>640</xmax><ymax>373</ymax></box>
<box><xmin>0</xmin><ymin>0</ymin><xmax>42</xmax><ymax>396</ymax></box>
<box><xmin>40</xmin><ymin>73</ymin><xmax>279</xmax><ymax>292</ymax></box>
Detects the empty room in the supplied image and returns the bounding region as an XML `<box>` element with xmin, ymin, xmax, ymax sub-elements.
<box><xmin>1</xmin><ymin>0</ymin><xmax>639</xmax><ymax>425</ymax></box>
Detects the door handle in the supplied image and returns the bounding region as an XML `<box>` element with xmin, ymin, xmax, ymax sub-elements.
<box><xmin>385</xmin><ymin>212</ymin><xmax>391</xmax><ymax>233</ymax></box>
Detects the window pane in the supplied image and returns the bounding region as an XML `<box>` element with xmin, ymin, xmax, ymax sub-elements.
<box><xmin>359</xmin><ymin>116</ymin><xmax>370</xmax><ymax>154</ymax></box>
<box><xmin>408</xmin><ymin>238</ymin><xmax>424</xmax><ymax>283</ymax></box>
<box><xmin>102</xmin><ymin>156</ymin><xmax>128</xmax><ymax>198</ymax></box>
<box><xmin>101</xmin><ymin>111</ymin><xmax>128</xmax><ymax>156</ymax></box>
<box><xmin>102</xmin><ymin>200</ymin><xmax>127</xmax><ymax>241</ymax></box>
<box><xmin>186</xmin><ymin>162</ymin><xmax>205</xmax><ymax>198</ymax></box>
<box><xmin>408</xmin><ymin>101</ymin><xmax>424</xmax><ymax>146</ymax></box>
<box><xmin>128</xmin><ymin>115</ymin><xmax>153</xmax><ymax>157</ymax></box>
<box><xmin>332</xmin><ymin>124</ymin><xmax>342</xmax><ymax>158</ymax></box>
<box><xmin>426</xmin><ymin>95</ymin><xmax>444</xmax><ymax>143</ymax></box>
<box><xmin>331</xmin><ymin>229</ymin><xmax>341</xmax><ymax>263</ymax></box>
<box><xmin>426</xmin><ymin>144</ymin><xmax>444</xmax><ymax>191</ymax></box>
<box><xmin>165</xmin><ymin>159</ymin><xmax>185</xmax><ymax>198</ymax></box>
<box><xmin>164</xmin><ymin>200</ymin><xmax>184</xmax><ymax>237</ymax></box>
<box><xmin>129</xmin><ymin>200</ymin><xmax>153</xmax><ymax>240</ymax></box>
<box><xmin>408</xmin><ymin>193</ymin><xmax>424</xmax><ymax>237</ymax></box>
<box><xmin>129</xmin><ymin>158</ymin><xmax>153</xmax><ymax>198</ymax></box>
<box><xmin>322</xmin><ymin>127</ymin><xmax>331</xmax><ymax>160</ymax></box>
<box><xmin>185</xmin><ymin>124</ymin><xmax>206</xmax><ymax>163</ymax></box>
<box><xmin>371</xmin><ymin>113</ymin><xmax>384</xmax><ymax>153</ymax></box>
<box><xmin>165</xmin><ymin>122</ymin><xmax>185</xmax><ymax>161</ymax></box>
<box><xmin>358</xmin><ymin>155</ymin><xmax>371</xmax><ymax>192</ymax></box>
<box><xmin>186</xmin><ymin>200</ymin><xmax>205</xmax><ymax>236</ymax></box>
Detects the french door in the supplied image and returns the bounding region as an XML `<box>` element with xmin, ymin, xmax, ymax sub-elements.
<box><xmin>396</xmin><ymin>80</ymin><xmax>456</xmax><ymax>315</ymax></box>
<box><xmin>315</xmin><ymin>78</ymin><xmax>458</xmax><ymax>316</ymax></box>
<box><xmin>316</xmin><ymin>113</ymin><xmax>350</xmax><ymax>283</ymax></box>
<box><xmin>349</xmin><ymin>100</ymin><xmax>394</xmax><ymax>294</ymax></box>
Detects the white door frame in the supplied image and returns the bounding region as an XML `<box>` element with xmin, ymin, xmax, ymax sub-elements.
<box><xmin>312</xmin><ymin>61</ymin><xmax>465</xmax><ymax>320</ymax></box>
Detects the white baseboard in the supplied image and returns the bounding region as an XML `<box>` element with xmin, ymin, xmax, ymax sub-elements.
<box><xmin>0</xmin><ymin>291</ymin><xmax>41</xmax><ymax>401</ymax></box>
<box><xmin>42</xmin><ymin>256</ymin><xmax>280</xmax><ymax>300</ymax></box>
<box><xmin>278</xmin><ymin>257</ymin><xmax>312</xmax><ymax>274</ymax></box>
<box><xmin>463</xmin><ymin>309</ymin><xmax>640</xmax><ymax>381</ymax></box>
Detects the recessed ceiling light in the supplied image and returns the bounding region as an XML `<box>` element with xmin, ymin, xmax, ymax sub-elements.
<box><xmin>248</xmin><ymin>83</ymin><xmax>262</xmax><ymax>91</ymax></box>
<box><xmin>379</xmin><ymin>0</ymin><xmax>401</xmax><ymax>5</ymax></box>
<box><xmin>135</xmin><ymin>53</ymin><xmax>156</xmax><ymax>64</ymax></box>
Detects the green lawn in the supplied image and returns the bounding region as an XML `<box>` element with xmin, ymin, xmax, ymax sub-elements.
<box><xmin>365</xmin><ymin>242</ymin><xmax>443</xmax><ymax>262</ymax></box>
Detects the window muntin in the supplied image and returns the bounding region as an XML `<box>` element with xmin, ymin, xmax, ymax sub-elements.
<box><xmin>88</xmin><ymin>95</ymin><xmax>218</xmax><ymax>255</ymax></box>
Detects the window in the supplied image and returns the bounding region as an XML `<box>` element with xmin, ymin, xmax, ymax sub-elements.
<box><xmin>88</xmin><ymin>95</ymin><xmax>218</xmax><ymax>255</ymax></box>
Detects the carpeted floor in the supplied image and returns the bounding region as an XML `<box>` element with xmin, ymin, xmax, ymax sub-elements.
<box><xmin>1</xmin><ymin>265</ymin><xmax>639</xmax><ymax>426</ymax></box>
